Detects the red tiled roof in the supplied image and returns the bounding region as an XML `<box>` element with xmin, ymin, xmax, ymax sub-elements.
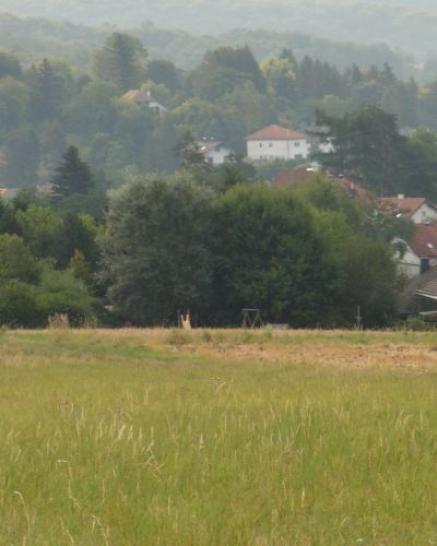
<box><xmin>410</xmin><ymin>223</ymin><xmax>437</xmax><ymax>258</ymax></box>
<box><xmin>272</xmin><ymin>165</ymin><xmax>316</xmax><ymax>188</ymax></box>
<box><xmin>121</xmin><ymin>89</ymin><xmax>148</xmax><ymax>103</ymax></box>
<box><xmin>272</xmin><ymin>168</ymin><xmax>369</xmax><ymax>202</ymax></box>
<box><xmin>336</xmin><ymin>178</ymin><xmax>369</xmax><ymax>201</ymax></box>
<box><xmin>246</xmin><ymin>125</ymin><xmax>307</xmax><ymax>141</ymax></box>
<box><xmin>380</xmin><ymin>197</ymin><xmax>426</xmax><ymax>217</ymax></box>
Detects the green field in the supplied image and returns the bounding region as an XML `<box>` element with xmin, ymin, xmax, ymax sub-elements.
<box><xmin>0</xmin><ymin>329</ymin><xmax>436</xmax><ymax>545</ymax></box>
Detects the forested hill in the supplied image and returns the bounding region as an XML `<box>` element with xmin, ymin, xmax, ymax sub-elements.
<box><xmin>0</xmin><ymin>13</ymin><xmax>413</xmax><ymax>76</ymax></box>
<box><xmin>1</xmin><ymin>0</ymin><xmax>437</xmax><ymax>57</ymax></box>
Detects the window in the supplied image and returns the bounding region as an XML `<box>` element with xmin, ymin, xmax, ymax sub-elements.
<box><xmin>269</xmin><ymin>142</ymin><xmax>273</xmax><ymax>148</ymax></box>
<box><xmin>259</xmin><ymin>143</ymin><xmax>263</xmax><ymax>148</ymax></box>
<box><xmin>294</xmin><ymin>141</ymin><xmax>301</xmax><ymax>147</ymax></box>
<box><xmin>421</xmin><ymin>258</ymin><xmax>431</xmax><ymax>274</ymax></box>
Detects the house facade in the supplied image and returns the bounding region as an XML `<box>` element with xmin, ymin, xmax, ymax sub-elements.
<box><xmin>198</xmin><ymin>140</ymin><xmax>232</xmax><ymax>166</ymax></box>
<box><xmin>394</xmin><ymin>223</ymin><xmax>437</xmax><ymax>279</ymax></box>
<box><xmin>246</xmin><ymin>125</ymin><xmax>311</xmax><ymax>162</ymax></box>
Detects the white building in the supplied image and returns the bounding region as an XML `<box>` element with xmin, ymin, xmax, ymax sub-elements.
<box><xmin>380</xmin><ymin>195</ymin><xmax>437</xmax><ymax>225</ymax></box>
<box><xmin>198</xmin><ymin>140</ymin><xmax>232</xmax><ymax>166</ymax></box>
<box><xmin>318</xmin><ymin>138</ymin><xmax>335</xmax><ymax>154</ymax></box>
<box><xmin>246</xmin><ymin>125</ymin><xmax>311</xmax><ymax>162</ymax></box>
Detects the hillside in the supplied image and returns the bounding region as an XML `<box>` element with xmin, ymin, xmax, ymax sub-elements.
<box><xmin>0</xmin><ymin>13</ymin><xmax>413</xmax><ymax>75</ymax></box>
<box><xmin>1</xmin><ymin>0</ymin><xmax>437</xmax><ymax>57</ymax></box>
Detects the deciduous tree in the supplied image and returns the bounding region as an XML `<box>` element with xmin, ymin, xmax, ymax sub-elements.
<box><xmin>102</xmin><ymin>174</ymin><xmax>213</xmax><ymax>325</ymax></box>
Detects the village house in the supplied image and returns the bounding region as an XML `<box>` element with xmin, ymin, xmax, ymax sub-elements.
<box><xmin>272</xmin><ymin>164</ymin><xmax>369</xmax><ymax>201</ymax></box>
<box><xmin>393</xmin><ymin>223</ymin><xmax>437</xmax><ymax>279</ymax></box>
<box><xmin>198</xmin><ymin>140</ymin><xmax>232</xmax><ymax>166</ymax></box>
<box><xmin>120</xmin><ymin>89</ymin><xmax>167</xmax><ymax>116</ymax></box>
<box><xmin>246</xmin><ymin>125</ymin><xmax>311</xmax><ymax>162</ymax></box>
<box><xmin>379</xmin><ymin>195</ymin><xmax>437</xmax><ymax>225</ymax></box>
<box><xmin>272</xmin><ymin>163</ymin><xmax>320</xmax><ymax>188</ymax></box>
<box><xmin>399</xmin><ymin>264</ymin><xmax>437</xmax><ymax>320</ymax></box>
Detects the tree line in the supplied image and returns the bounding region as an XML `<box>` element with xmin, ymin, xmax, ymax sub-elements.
<box><xmin>0</xmin><ymin>150</ymin><xmax>404</xmax><ymax>328</ymax></box>
<box><xmin>3</xmin><ymin>33</ymin><xmax>437</xmax><ymax>198</ymax></box>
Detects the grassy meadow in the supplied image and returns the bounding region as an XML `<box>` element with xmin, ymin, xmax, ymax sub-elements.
<box><xmin>0</xmin><ymin>328</ymin><xmax>436</xmax><ymax>545</ymax></box>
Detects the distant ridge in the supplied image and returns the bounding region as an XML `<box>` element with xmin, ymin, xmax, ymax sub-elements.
<box><xmin>0</xmin><ymin>12</ymin><xmax>413</xmax><ymax>76</ymax></box>
<box><xmin>1</xmin><ymin>0</ymin><xmax>437</xmax><ymax>57</ymax></box>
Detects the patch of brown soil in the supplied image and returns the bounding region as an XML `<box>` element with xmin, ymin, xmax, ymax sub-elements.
<box><xmin>184</xmin><ymin>342</ymin><xmax>437</xmax><ymax>370</ymax></box>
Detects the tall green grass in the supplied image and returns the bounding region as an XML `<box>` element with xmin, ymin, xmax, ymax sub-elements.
<box><xmin>0</xmin><ymin>331</ymin><xmax>436</xmax><ymax>545</ymax></box>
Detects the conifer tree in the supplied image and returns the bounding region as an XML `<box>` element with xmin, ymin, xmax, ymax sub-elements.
<box><xmin>51</xmin><ymin>146</ymin><xmax>93</xmax><ymax>200</ymax></box>
<box><xmin>175</xmin><ymin>131</ymin><xmax>206</xmax><ymax>168</ymax></box>
<box><xmin>28</xmin><ymin>59</ymin><xmax>65</xmax><ymax>123</ymax></box>
<box><xmin>93</xmin><ymin>33</ymin><xmax>147</xmax><ymax>92</ymax></box>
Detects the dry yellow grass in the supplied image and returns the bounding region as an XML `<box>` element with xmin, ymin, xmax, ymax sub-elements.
<box><xmin>40</xmin><ymin>327</ymin><xmax>437</xmax><ymax>370</ymax></box>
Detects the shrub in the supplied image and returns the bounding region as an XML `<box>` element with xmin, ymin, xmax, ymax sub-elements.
<box><xmin>36</xmin><ymin>267</ymin><xmax>97</xmax><ymax>327</ymax></box>
<box><xmin>0</xmin><ymin>281</ymin><xmax>45</xmax><ymax>328</ymax></box>
<box><xmin>404</xmin><ymin>316</ymin><xmax>435</xmax><ymax>332</ymax></box>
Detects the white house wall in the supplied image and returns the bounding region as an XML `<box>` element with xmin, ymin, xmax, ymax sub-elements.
<box><xmin>393</xmin><ymin>238</ymin><xmax>421</xmax><ymax>279</ymax></box>
<box><xmin>247</xmin><ymin>139</ymin><xmax>310</xmax><ymax>162</ymax></box>
<box><xmin>206</xmin><ymin>148</ymin><xmax>231</xmax><ymax>166</ymax></box>
<box><xmin>411</xmin><ymin>204</ymin><xmax>437</xmax><ymax>224</ymax></box>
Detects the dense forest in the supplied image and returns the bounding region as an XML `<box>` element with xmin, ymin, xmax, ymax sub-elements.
<box><xmin>2</xmin><ymin>0</ymin><xmax>437</xmax><ymax>59</ymax></box>
<box><xmin>2</xmin><ymin>31</ymin><xmax>437</xmax><ymax>192</ymax></box>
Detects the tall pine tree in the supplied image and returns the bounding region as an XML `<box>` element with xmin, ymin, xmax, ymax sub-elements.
<box><xmin>27</xmin><ymin>59</ymin><xmax>65</xmax><ymax>123</ymax></box>
<box><xmin>93</xmin><ymin>33</ymin><xmax>147</xmax><ymax>92</ymax></box>
<box><xmin>51</xmin><ymin>146</ymin><xmax>93</xmax><ymax>201</ymax></box>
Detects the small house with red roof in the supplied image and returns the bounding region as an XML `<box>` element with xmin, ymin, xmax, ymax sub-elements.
<box><xmin>272</xmin><ymin>165</ymin><xmax>370</xmax><ymax>201</ymax></box>
<box><xmin>246</xmin><ymin>125</ymin><xmax>310</xmax><ymax>162</ymax></box>
<box><xmin>272</xmin><ymin>164</ymin><xmax>318</xmax><ymax>188</ymax></box>
<box><xmin>120</xmin><ymin>89</ymin><xmax>167</xmax><ymax>116</ymax></box>
<box><xmin>395</xmin><ymin>223</ymin><xmax>437</xmax><ymax>278</ymax></box>
<box><xmin>379</xmin><ymin>194</ymin><xmax>437</xmax><ymax>225</ymax></box>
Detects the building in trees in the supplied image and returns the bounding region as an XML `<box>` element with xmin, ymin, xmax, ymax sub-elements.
<box><xmin>393</xmin><ymin>223</ymin><xmax>437</xmax><ymax>279</ymax></box>
<box><xmin>198</xmin><ymin>139</ymin><xmax>232</xmax><ymax>166</ymax></box>
<box><xmin>246</xmin><ymin>125</ymin><xmax>311</xmax><ymax>162</ymax></box>
<box><xmin>379</xmin><ymin>195</ymin><xmax>437</xmax><ymax>225</ymax></box>
<box><xmin>272</xmin><ymin>164</ymin><xmax>320</xmax><ymax>189</ymax></box>
<box><xmin>120</xmin><ymin>89</ymin><xmax>167</xmax><ymax>116</ymax></box>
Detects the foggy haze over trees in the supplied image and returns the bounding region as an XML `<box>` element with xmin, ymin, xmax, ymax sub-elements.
<box><xmin>1</xmin><ymin>0</ymin><xmax>437</xmax><ymax>61</ymax></box>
